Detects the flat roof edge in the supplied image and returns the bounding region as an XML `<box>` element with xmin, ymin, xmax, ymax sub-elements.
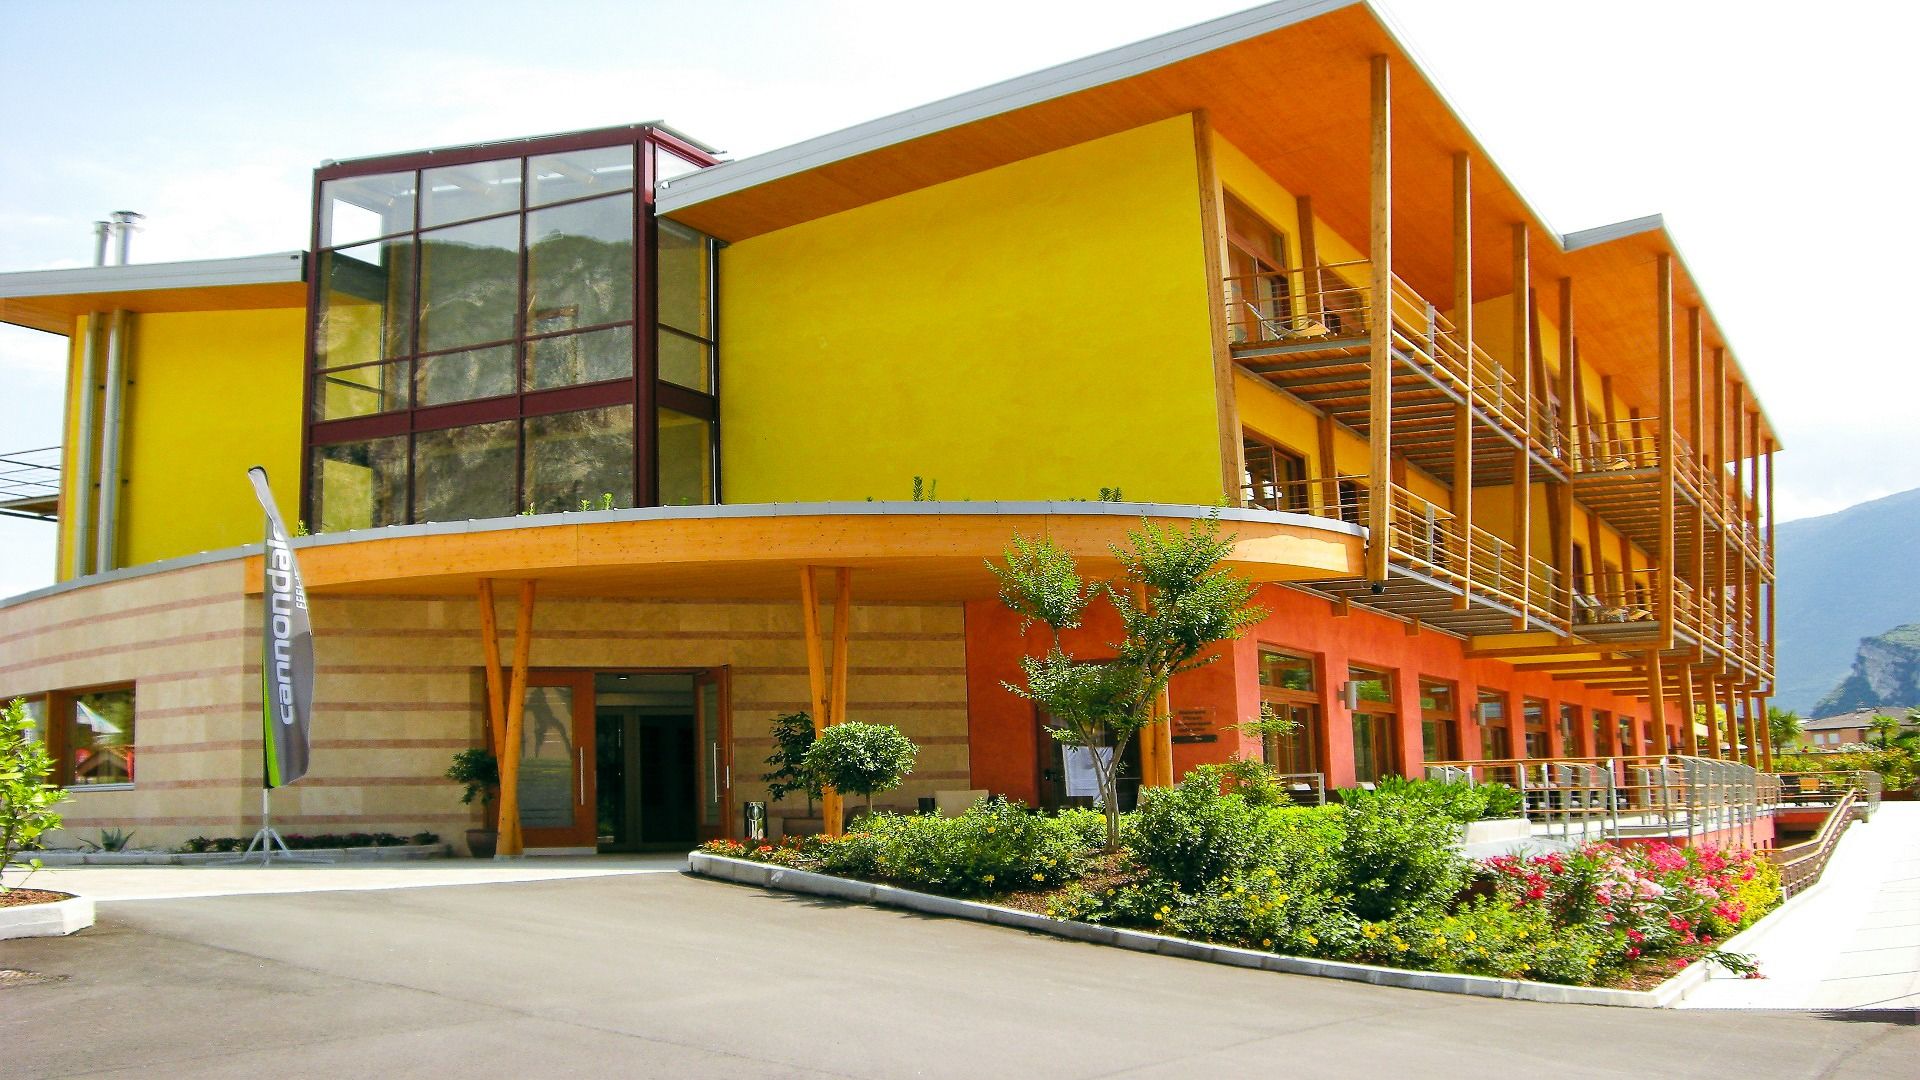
<box><xmin>655</xmin><ymin>0</ymin><xmax>1359</xmax><ymax>215</ymax></box>
<box><xmin>1562</xmin><ymin>214</ymin><xmax>1666</xmax><ymax>252</ymax></box>
<box><xmin>0</xmin><ymin>251</ymin><xmax>306</xmax><ymax>300</ymax></box>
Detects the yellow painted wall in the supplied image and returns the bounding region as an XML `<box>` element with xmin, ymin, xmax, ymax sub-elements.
<box><xmin>716</xmin><ymin>115</ymin><xmax>1225</xmax><ymax>505</ymax></box>
<box><xmin>58</xmin><ymin>307</ymin><xmax>306</xmax><ymax>575</ymax></box>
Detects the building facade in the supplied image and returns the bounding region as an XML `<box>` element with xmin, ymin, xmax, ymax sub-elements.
<box><xmin>0</xmin><ymin>0</ymin><xmax>1778</xmax><ymax>853</ymax></box>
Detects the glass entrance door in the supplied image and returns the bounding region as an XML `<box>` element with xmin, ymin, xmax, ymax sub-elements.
<box><xmin>694</xmin><ymin>669</ymin><xmax>732</xmax><ymax>842</ymax></box>
<box><xmin>517</xmin><ymin>670</ymin><xmax>595</xmax><ymax>849</ymax></box>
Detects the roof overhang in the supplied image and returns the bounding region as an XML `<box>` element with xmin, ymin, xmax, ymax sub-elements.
<box><xmin>655</xmin><ymin>0</ymin><xmax>1773</xmax><ymax>446</ymax></box>
<box><xmin>236</xmin><ymin>502</ymin><xmax>1366</xmax><ymax>602</ymax></box>
<box><xmin>0</xmin><ymin>251</ymin><xmax>307</xmax><ymax>334</ymax></box>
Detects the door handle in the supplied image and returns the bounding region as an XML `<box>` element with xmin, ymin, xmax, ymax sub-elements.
<box><xmin>578</xmin><ymin>747</ymin><xmax>586</xmax><ymax>804</ymax></box>
<box><xmin>711</xmin><ymin>743</ymin><xmax>720</xmax><ymax>796</ymax></box>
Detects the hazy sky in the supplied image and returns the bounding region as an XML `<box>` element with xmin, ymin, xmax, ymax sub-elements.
<box><xmin>1</xmin><ymin>0</ymin><xmax>1914</xmax><ymax>599</ymax></box>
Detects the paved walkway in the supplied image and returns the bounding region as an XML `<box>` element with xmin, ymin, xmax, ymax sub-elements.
<box><xmin>15</xmin><ymin>853</ymin><xmax>687</xmax><ymax>902</ymax></box>
<box><xmin>5</xmin><ymin>871</ymin><xmax>1914</xmax><ymax>1078</ymax></box>
<box><xmin>1685</xmin><ymin>802</ymin><xmax>1920</xmax><ymax>1011</ymax></box>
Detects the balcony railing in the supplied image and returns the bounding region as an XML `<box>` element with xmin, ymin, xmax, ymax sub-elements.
<box><xmin>1426</xmin><ymin>754</ymin><xmax>1770</xmax><ymax>848</ymax></box>
<box><xmin>1243</xmin><ymin>475</ymin><xmax>1566</xmax><ymax>632</ymax></box>
<box><xmin>1226</xmin><ymin>261</ymin><xmax>1556</xmax><ymax>462</ymax></box>
<box><xmin>0</xmin><ymin>445</ymin><xmax>60</xmax><ymax>520</ymax></box>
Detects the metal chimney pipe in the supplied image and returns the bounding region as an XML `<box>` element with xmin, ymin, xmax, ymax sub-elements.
<box><xmin>95</xmin><ymin>310</ymin><xmax>131</xmax><ymax>572</ymax></box>
<box><xmin>93</xmin><ymin>222</ymin><xmax>111</xmax><ymax>267</ymax></box>
<box><xmin>108</xmin><ymin>211</ymin><xmax>143</xmax><ymax>265</ymax></box>
<box><xmin>69</xmin><ymin>313</ymin><xmax>102</xmax><ymax>577</ymax></box>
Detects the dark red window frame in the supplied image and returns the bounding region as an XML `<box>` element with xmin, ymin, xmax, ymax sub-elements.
<box><xmin>300</xmin><ymin>124</ymin><xmax>721</xmax><ymax>527</ymax></box>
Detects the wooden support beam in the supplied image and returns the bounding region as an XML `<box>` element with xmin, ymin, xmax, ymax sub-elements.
<box><xmin>494</xmin><ymin>580</ymin><xmax>536</xmax><ymax>858</ymax></box>
<box><xmin>1750</xmin><ymin>690</ymin><xmax>1772</xmax><ymax>774</ymax></box>
<box><xmin>1511</xmin><ymin>224</ymin><xmax>1532</xmax><ymax>629</ymax></box>
<box><xmin>1556</xmin><ymin>278</ymin><xmax>1576</xmax><ymax>627</ymax></box>
<box><xmin>1679</xmin><ymin>654</ymin><xmax>1699</xmax><ymax>756</ymax></box>
<box><xmin>1451</xmin><ymin>152</ymin><xmax>1473</xmax><ymax>612</ymax></box>
<box><xmin>1296</xmin><ymin>194</ymin><xmax>1322</xmax><ymax>327</ymax></box>
<box><xmin>476</xmin><ymin>578</ymin><xmax>506</xmax><ymax>757</ymax></box>
<box><xmin>1366</xmin><ymin>53</ymin><xmax>1393</xmax><ymax>583</ymax></box>
<box><xmin>1316</xmin><ymin>413</ymin><xmax>1339</xmax><ymax>517</ymax></box>
<box><xmin>1713</xmin><ymin>347</ymin><xmax>1730</xmax><ymax>650</ymax></box>
<box><xmin>826</xmin><ymin>567</ymin><xmax>853</xmax><ymax>834</ymax></box>
<box><xmin>1656</xmin><ymin>253</ymin><xmax>1676</xmax><ymax>652</ymax></box>
<box><xmin>1645</xmin><ymin>649</ymin><xmax>1670</xmax><ymax>756</ymax></box>
<box><xmin>798</xmin><ymin>567</ymin><xmax>844</xmax><ymax>836</ymax></box>
<box><xmin>1192</xmin><ymin>111</ymin><xmax>1244</xmax><ymax>506</ymax></box>
<box><xmin>1698</xmin><ymin>666</ymin><xmax>1721</xmax><ymax>759</ymax></box>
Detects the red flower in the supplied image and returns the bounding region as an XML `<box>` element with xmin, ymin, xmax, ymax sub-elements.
<box><xmin>1625</xmin><ymin>947</ymin><xmax>1641</xmax><ymax>959</ymax></box>
<box><xmin>1626</xmin><ymin>929</ymin><xmax>1646</xmax><ymax>944</ymax></box>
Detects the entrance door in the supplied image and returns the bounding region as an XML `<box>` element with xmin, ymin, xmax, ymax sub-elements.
<box><xmin>517</xmin><ymin>670</ymin><xmax>595</xmax><ymax>850</ymax></box>
<box><xmin>694</xmin><ymin>668</ymin><xmax>732</xmax><ymax>842</ymax></box>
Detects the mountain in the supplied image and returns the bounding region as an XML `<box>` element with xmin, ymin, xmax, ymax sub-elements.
<box><xmin>1811</xmin><ymin>624</ymin><xmax>1920</xmax><ymax>715</ymax></box>
<box><xmin>1775</xmin><ymin>487</ymin><xmax>1920</xmax><ymax>714</ymax></box>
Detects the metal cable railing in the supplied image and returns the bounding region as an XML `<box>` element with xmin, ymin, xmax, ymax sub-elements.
<box><xmin>1424</xmin><ymin>754</ymin><xmax>1770</xmax><ymax>849</ymax></box>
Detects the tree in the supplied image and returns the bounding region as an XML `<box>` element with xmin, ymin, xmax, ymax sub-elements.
<box><xmin>762</xmin><ymin>711</ymin><xmax>822</xmax><ymax>817</ymax></box>
<box><xmin>1868</xmin><ymin>714</ymin><xmax>1902</xmax><ymax>750</ymax></box>
<box><xmin>1</xmin><ymin>698</ymin><xmax>70</xmax><ymax>889</ymax></box>
<box><xmin>803</xmin><ymin>722</ymin><xmax>918</xmax><ymax>818</ymax></box>
<box><xmin>989</xmin><ymin>516</ymin><xmax>1264</xmax><ymax>850</ymax></box>
<box><xmin>1767</xmin><ymin>707</ymin><xmax>1803</xmax><ymax>750</ymax></box>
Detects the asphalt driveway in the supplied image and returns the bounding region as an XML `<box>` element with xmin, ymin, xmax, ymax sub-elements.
<box><xmin>2</xmin><ymin>870</ymin><xmax>1915</xmax><ymax>1078</ymax></box>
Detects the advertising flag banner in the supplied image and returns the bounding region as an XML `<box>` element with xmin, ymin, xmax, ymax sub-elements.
<box><xmin>247</xmin><ymin>467</ymin><xmax>313</xmax><ymax>787</ymax></box>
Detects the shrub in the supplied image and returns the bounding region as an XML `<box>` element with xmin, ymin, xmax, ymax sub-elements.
<box><xmin>1337</xmin><ymin>776</ymin><xmax>1522</xmax><ymax>823</ymax></box>
<box><xmin>1332</xmin><ymin>791</ymin><xmax>1471</xmax><ymax>921</ymax></box>
<box><xmin>761</xmin><ymin>711</ymin><xmax>821</xmax><ymax>815</ymax></box>
<box><xmin>1125</xmin><ymin>769</ymin><xmax>1269</xmax><ymax>890</ymax></box>
<box><xmin>0</xmin><ymin>698</ymin><xmax>70</xmax><ymax>887</ymax></box>
<box><xmin>861</xmin><ymin>799</ymin><xmax>1094</xmax><ymax>896</ymax></box>
<box><xmin>803</xmin><ymin>722</ymin><xmax>918</xmax><ymax>815</ymax></box>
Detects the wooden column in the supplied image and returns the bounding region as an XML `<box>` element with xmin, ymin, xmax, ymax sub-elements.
<box><xmin>494</xmin><ymin>580</ymin><xmax>536</xmax><ymax>858</ymax></box>
<box><xmin>799</xmin><ymin>567</ymin><xmax>845</xmax><ymax>836</ymax></box>
<box><xmin>1678</xmin><ymin>656</ymin><xmax>1699</xmax><ymax>756</ymax></box>
<box><xmin>1655</xmin><ymin>253</ymin><xmax>1676</xmax><ymax>651</ymax></box>
<box><xmin>828</xmin><ymin>569</ymin><xmax>853</xmax><ymax>833</ymax></box>
<box><xmin>1747</xmin><ymin>409</ymin><xmax>1763</xmax><ymax>685</ymax></box>
<box><xmin>1193</xmin><ymin>111</ymin><xmax>1244</xmax><ymax>505</ymax></box>
<box><xmin>1750</xmin><ymin>690</ymin><xmax>1773</xmax><ymax>774</ymax></box>
<box><xmin>1296</xmin><ymin>194</ymin><xmax>1323</xmax><ymax>327</ymax></box>
<box><xmin>1556</xmin><ymin>279</ymin><xmax>1576</xmax><ymax>627</ymax></box>
<box><xmin>1687</xmin><ymin>309</ymin><xmax>1707</xmax><ymax>652</ymax></box>
<box><xmin>477</xmin><ymin>579</ymin><xmax>506</xmax><ymax>755</ymax></box>
<box><xmin>1713</xmin><ymin>347</ymin><xmax>1729</xmax><ymax>656</ymax></box>
<box><xmin>1510</xmin><ymin>224</ymin><xmax>1531</xmax><ymax>627</ymax></box>
<box><xmin>1645</xmin><ymin>649</ymin><xmax>1670</xmax><ymax>756</ymax></box>
<box><xmin>1316</xmin><ymin>413</ymin><xmax>1339</xmax><ymax>516</ymax></box>
<box><xmin>1366</xmin><ymin>53</ymin><xmax>1393</xmax><ymax>583</ymax></box>
<box><xmin>1697</xmin><ymin>666</ymin><xmax>1720</xmax><ymax>759</ymax></box>
<box><xmin>1451</xmin><ymin>152</ymin><xmax>1474</xmax><ymax>611</ymax></box>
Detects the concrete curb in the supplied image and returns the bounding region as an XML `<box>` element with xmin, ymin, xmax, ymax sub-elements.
<box><xmin>0</xmin><ymin>894</ymin><xmax>96</xmax><ymax>939</ymax></box>
<box><xmin>28</xmin><ymin>843</ymin><xmax>452</xmax><ymax>866</ymax></box>
<box><xmin>688</xmin><ymin>852</ymin><xmax>1708</xmax><ymax>1008</ymax></box>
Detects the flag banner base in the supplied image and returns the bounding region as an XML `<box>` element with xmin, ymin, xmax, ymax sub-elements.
<box><xmin>211</xmin><ymin>788</ymin><xmax>334</xmax><ymax>866</ymax></box>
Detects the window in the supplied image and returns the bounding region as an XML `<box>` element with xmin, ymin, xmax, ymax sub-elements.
<box><xmin>1618</xmin><ymin>715</ymin><xmax>1636</xmax><ymax>756</ymax></box>
<box><xmin>1523</xmin><ymin>698</ymin><xmax>1549</xmax><ymax>758</ymax></box>
<box><xmin>1478</xmin><ymin>689</ymin><xmax>1511</xmax><ymax>760</ymax></box>
<box><xmin>1559</xmin><ymin>703</ymin><xmax>1581</xmax><ymax>755</ymax></box>
<box><xmin>1419</xmin><ymin>679</ymin><xmax>1456</xmax><ymax>762</ymax></box>
<box><xmin>1592</xmin><ymin>708</ymin><xmax>1612</xmax><ymax>755</ymax></box>
<box><xmin>30</xmin><ymin>686</ymin><xmax>136</xmax><ymax>787</ymax></box>
<box><xmin>1257</xmin><ymin>648</ymin><xmax>1320</xmax><ymax>776</ymax></box>
<box><xmin>1348</xmin><ymin>664</ymin><xmax>1396</xmax><ymax>784</ymax></box>
<box><xmin>1242</xmin><ymin>433</ymin><xmax>1309</xmax><ymax>512</ymax></box>
<box><xmin>304</xmin><ymin>129</ymin><xmax>718</xmax><ymax>529</ymax></box>
<box><xmin>1223</xmin><ymin>194</ymin><xmax>1291</xmax><ymax>343</ymax></box>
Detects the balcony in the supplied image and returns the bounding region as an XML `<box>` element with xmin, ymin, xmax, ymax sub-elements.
<box><xmin>0</xmin><ymin>445</ymin><xmax>58</xmax><ymax>521</ymax></box>
<box><xmin>1227</xmin><ymin>260</ymin><xmax>1562</xmax><ymax>488</ymax></box>
<box><xmin>1243</xmin><ymin>476</ymin><xmax>1567</xmax><ymax>636</ymax></box>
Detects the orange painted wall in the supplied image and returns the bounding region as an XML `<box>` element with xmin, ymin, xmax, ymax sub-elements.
<box><xmin>965</xmin><ymin>585</ymin><xmax>1684</xmax><ymax>800</ymax></box>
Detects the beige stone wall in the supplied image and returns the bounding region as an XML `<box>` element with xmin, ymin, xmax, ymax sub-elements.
<box><xmin>0</xmin><ymin>561</ymin><xmax>256</xmax><ymax>849</ymax></box>
<box><xmin>1</xmin><ymin>558</ymin><xmax>970</xmax><ymax>852</ymax></box>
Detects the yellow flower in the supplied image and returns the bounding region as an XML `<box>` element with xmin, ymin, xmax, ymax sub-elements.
<box><xmin>1032</xmin><ymin>873</ymin><xmax>1045</xmax><ymax>882</ymax></box>
<box><xmin>984</xmin><ymin>874</ymin><xmax>995</xmax><ymax>884</ymax></box>
<box><xmin>1262</xmin><ymin>938</ymin><xmax>1273</xmax><ymax>948</ymax></box>
<box><xmin>1463</xmin><ymin>930</ymin><xmax>1478</xmax><ymax>943</ymax></box>
<box><xmin>1276</xmin><ymin>894</ymin><xmax>1289</xmax><ymax>905</ymax></box>
<box><xmin>1305</xmin><ymin>934</ymin><xmax>1319</xmax><ymax>946</ymax></box>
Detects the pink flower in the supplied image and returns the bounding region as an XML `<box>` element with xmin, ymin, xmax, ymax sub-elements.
<box><xmin>1626</xmin><ymin>929</ymin><xmax>1646</xmax><ymax>944</ymax></box>
<box><xmin>1625</xmin><ymin>947</ymin><xmax>1641</xmax><ymax>959</ymax></box>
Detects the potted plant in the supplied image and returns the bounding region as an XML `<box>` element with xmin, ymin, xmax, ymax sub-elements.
<box><xmin>802</xmin><ymin>721</ymin><xmax>918</xmax><ymax>824</ymax></box>
<box><xmin>445</xmin><ymin>748</ymin><xmax>500</xmax><ymax>858</ymax></box>
<box><xmin>762</xmin><ymin>711</ymin><xmax>824</xmax><ymax>836</ymax></box>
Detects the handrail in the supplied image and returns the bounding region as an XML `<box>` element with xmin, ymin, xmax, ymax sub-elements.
<box><xmin>1767</xmin><ymin>789</ymin><xmax>1858</xmax><ymax>897</ymax></box>
<box><xmin>1424</xmin><ymin>754</ymin><xmax>1768</xmax><ymax>848</ymax></box>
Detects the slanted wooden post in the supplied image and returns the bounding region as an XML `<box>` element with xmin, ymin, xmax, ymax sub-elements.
<box><xmin>1677</xmin><ymin>657</ymin><xmax>1699</xmax><ymax>756</ymax></box>
<box><xmin>1556</xmin><ymin>279</ymin><xmax>1576</xmax><ymax>628</ymax></box>
<box><xmin>1296</xmin><ymin>194</ymin><xmax>1323</xmax><ymax>326</ymax></box>
<box><xmin>799</xmin><ymin>567</ymin><xmax>847</xmax><ymax>836</ymax></box>
<box><xmin>477</xmin><ymin>578</ymin><xmax>506</xmax><ymax>755</ymax></box>
<box><xmin>495</xmin><ymin>580</ymin><xmax>536</xmax><ymax>858</ymax></box>
<box><xmin>1645</xmin><ymin>649</ymin><xmax>1670</xmax><ymax>757</ymax></box>
<box><xmin>1366</xmin><ymin>53</ymin><xmax>1393</xmax><ymax>583</ymax></box>
<box><xmin>1451</xmin><ymin>152</ymin><xmax>1474</xmax><ymax>611</ymax></box>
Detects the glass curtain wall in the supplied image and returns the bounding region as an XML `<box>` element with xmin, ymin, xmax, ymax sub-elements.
<box><xmin>305</xmin><ymin>131</ymin><xmax>719</xmax><ymax>530</ymax></box>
